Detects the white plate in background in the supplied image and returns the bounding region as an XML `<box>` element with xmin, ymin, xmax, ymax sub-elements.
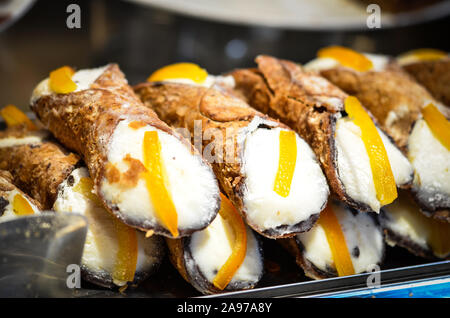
<box><xmin>127</xmin><ymin>0</ymin><xmax>450</xmax><ymax>30</ymax></box>
<box><xmin>0</xmin><ymin>0</ymin><xmax>35</xmax><ymax>32</ymax></box>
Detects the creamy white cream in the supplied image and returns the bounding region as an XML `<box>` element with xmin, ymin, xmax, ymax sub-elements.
<box><xmin>0</xmin><ymin>189</ymin><xmax>40</xmax><ymax>223</ymax></box>
<box><xmin>189</xmin><ymin>212</ymin><xmax>262</xmax><ymax>285</ymax></box>
<box><xmin>30</xmin><ymin>65</ymin><xmax>108</xmax><ymax>104</ymax></box>
<box><xmin>335</xmin><ymin>117</ymin><xmax>413</xmax><ymax>212</ymax></box>
<box><xmin>241</xmin><ymin>122</ymin><xmax>329</xmax><ymax>234</ymax></box>
<box><xmin>304</xmin><ymin>53</ymin><xmax>389</xmax><ymax>72</ymax></box>
<box><xmin>408</xmin><ymin>119</ymin><xmax>450</xmax><ymax>204</ymax></box>
<box><xmin>382</xmin><ymin>191</ymin><xmax>430</xmax><ymax>250</ymax></box>
<box><xmin>397</xmin><ymin>53</ymin><xmax>449</xmax><ymax>66</ymax></box>
<box><xmin>162</xmin><ymin>74</ymin><xmax>236</xmax><ymax>89</ymax></box>
<box><xmin>100</xmin><ymin>120</ymin><xmax>219</xmax><ymax>232</ymax></box>
<box><xmin>297</xmin><ymin>201</ymin><xmax>384</xmax><ymax>274</ymax></box>
<box><xmin>0</xmin><ymin>130</ymin><xmax>49</xmax><ymax>148</ymax></box>
<box><xmin>53</xmin><ymin>167</ymin><xmax>162</xmax><ymax>286</ymax></box>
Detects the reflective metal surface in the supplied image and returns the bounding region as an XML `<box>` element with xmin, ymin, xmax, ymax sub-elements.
<box><xmin>0</xmin><ymin>212</ymin><xmax>88</xmax><ymax>297</ymax></box>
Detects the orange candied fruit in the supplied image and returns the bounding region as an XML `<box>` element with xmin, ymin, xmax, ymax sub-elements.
<box><xmin>345</xmin><ymin>96</ymin><xmax>397</xmax><ymax>205</ymax></box>
<box><xmin>0</xmin><ymin>105</ymin><xmax>37</xmax><ymax>130</ymax></box>
<box><xmin>147</xmin><ymin>62</ymin><xmax>208</xmax><ymax>84</ymax></box>
<box><xmin>142</xmin><ymin>130</ymin><xmax>179</xmax><ymax>237</ymax></box>
<box><xmin>49</xmin><ymin>66</ymin><xmax>77</xmax><ymax>94</ymax></box>
<box><xmin>273</xmin><ymin>130</ymin><xmax>297</xmax><ymax>198</ymax></box>
<box><xmin>318</xmin><ymin>46</ymin><xmax>373</xmax><ymax>72</ymax></box>
<box><xmin>212</xmin><ymin>193</ymin><xmax>247</xmax><ymax>290</ymax></box>
<box><xmin>421</xmin><ymin>103</ymin><xmax>450</xmax><ymax>151</ymax></box>
<box><xmin>318</xmin><ymin>204</ymin><xmax>355</xmax><ymax>277</ymax></box>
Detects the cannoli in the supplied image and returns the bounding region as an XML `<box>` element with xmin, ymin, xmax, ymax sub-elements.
<box><xmin>0</xmin><ymin>169</ymin><xmax>41</xmax><ymax>223</ymax></box>
<box><xmin>305</xmin><ymin>46</ymin><xmax>450</xmax><ymax>221</ymax></box>
<box><xmin>280</xmin><ymin>200</ymin><xmax>384</xmax><ymax>280</ymax></box>
<box><xmin>134</xmin><ymin>63</ymin><xmax>330</xmax><ymax>239</ymax></box>
<box><xmin>166</xmin><ymin>193</ymin><xmax>264</xmax><ymax>295</ymax></box>
<box><xmin>30</xmin><ymin>64</ymin><xmax>221</xmax><ymax>238</ymax></box>
<box><xmin>230</xmin><ymin>55</ymin><xmax>413</xmax><ymax>214</ymax></box>
<box><xmin>397</xmin><ymin>49</ymin><xmax>450</xmax><ymax>106</ymax></box>
<box><xmin>0</xmin><ymin>106</ymin><xmax>165</xmax><ymax>288</ymax></box>
<box><xmin>380</xmin><ymin>189</ymin><xmax>450</xmax><ymax>260</ymax></box>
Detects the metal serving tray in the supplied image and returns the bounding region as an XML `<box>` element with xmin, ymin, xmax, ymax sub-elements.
<box><xmin>0</xmin><ymin>118</ymin><xmax>449</xmax><ymax>298</ymax></box>
<box><xmin>71</xmin><ymin>236</ymin><xmax>450</xmax><ymax>298</ymax></box>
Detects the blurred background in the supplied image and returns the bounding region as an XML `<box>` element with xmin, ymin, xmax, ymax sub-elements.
<box><xmin>0</xmin><ymin>0</ymin><xmax>449</xmax><ymax>110</ymax></box>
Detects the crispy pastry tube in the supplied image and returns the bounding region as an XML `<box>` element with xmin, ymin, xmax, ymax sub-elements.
<box><xmin>310</xmin><ymin>55</ymin><xmax>443</xmax><ymax>149</ymax></box>
<box><xmin>398</xmin><ymin>51</ymin><xmax>450</xmax><ymax>106</ymax></box>
<box><xmin>165</xmin><ymin>194</ymin><xmax>263</xmax><ymax>295</ymax></box>
<box><xmin>230</xmin><ymin>55</ymin><xmax>413</xmax><ymax>214</ymax></box>
<box><xmin>380</xmin><ymin>190</ymin><xmax>450</xmax><ymax>260</ymax></box>
<box><xmin>306</xmin><ymin>50</ymin><xmax>450</xmax><ymax>221</ymax></box>
<box><xmin>0</xmin><ymin>125</ymin><xmax>79</xmax><ymax>209</ymax></box>
<box><xmin>0</xmin><ymin>112</ymin><xmax>165</xmax><ymax>288</ymax></box>
<box><xmin>30</xmin><ymin>64</ymin><xmax>220</xmax><ymax>238</ymax></box>
<box><xmin>134</xmin><ymin>81</ymin><xmax>329</xmax><ymax>238</ymax></box>
<box><xmin>279</xmin><ymin>199</ymin><xmax>384</xmax><ymax>280</ymax></box>
<box><xmin>0</xmin><ymin>170</ymin><xmax>41</xmax><ymax>222</ymax></box>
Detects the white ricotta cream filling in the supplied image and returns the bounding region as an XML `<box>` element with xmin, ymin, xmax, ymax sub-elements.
<box><xmin>53</xmin><ymin>167</ymin><xmax>161</xmax><ymax>285</ymax></box>
<box><xmin>189</xmin><ymin>212</ymin><xmax>262</xmax><ymax>285</ymax></box>
<box><xmin>0</xmin><ymin>130</ymin><xmax>49</xmax><ymax>148</ymax></box>
<box><xmin>304</xmin><ymin>53</ymin><xmax>389</xmax><ymax>72</ymax></box>
<box><xmin>297</xmin><ymin>201</ymin><xmax>384</xmax><ymax>274</ymax></box>
<box><xmin>397</xmin><ymin>53</ymin><xmax>449</xmax><ymax>66</ymax></box>
<box><xmin>0</xmin><ymin>189</ymin><xmax>40</xmax><ymax>223</ymax></box>
<box><xmin>408</xmin><ymin>119</ymin><xmax>450</xmax><ymax>204</ymax></box>
<box><xmin>162</xmin><ymin>74</ymin><xmax>235</xmax><ymax>89</ymax></box>
<box><xmin>335</xmin><ymin>117</ymin><xmax>413</xmax><ymax>212</ymax></box>
<box><xmin>241</xmin><ymin>124</ymin><xmax>329</xmax><ymax>234</ymax></box>
<box><xmin>30</xmin><ymin>65</ymin><xmax>108</xmax><ymax>104</ymax></box>
<box><xmin>100</xmin><ymin>120</ymin><xmax>219</xmax><ymax>231</ymax></box>
<box><xmin>382</xmin><ymin>191</ymin><xmax>430</xmax><ymax>250</ymax></box>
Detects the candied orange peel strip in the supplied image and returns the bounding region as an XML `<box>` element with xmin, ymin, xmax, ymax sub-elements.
<box><xmin>49</xmin><ymin>66</ymin><xmax>77</xmax><ymax>94</ymax></box>
<box><xmin>345</xmin><ymin>96</ymin><xmax>397</xmax><ymax>205</ymax></box>
<box><xmin>428</xmin><ymin>218</ymin><xmax>450</xmax><ymax>258</ymax></box>
<box><xmin>318</xmin><ymin>46</ymin><xmax>373</xmax><ymax>72</ymax></box>
<box><xmin>318</xmin><ymin>204</ymin><xmax>355</xmax><ymax>277</ymax></box>
<box><xmin>213</xmin><ymin>193</ymin><xmax>247</xmax><ymax>290</ymax></box>
<box><xmin>12</xmin><ymin>194</ymin><xmax>35</xmax><ymax>215</ymax></box>
<box><xmin>147</xmin><ymin>62</ymin><xmax>208</xmax><ymax>84</ymax></box>
<box><xmin>112</xmin><ymin>215</ymin><xmax>139</xmax><ymax>284</ymax></box>
<box><xmin>421</xmin><ymin>103</ymin><xmax>450</xmax><ymax>151</ymax></box>
<box><xmin>273</xmin><ymin>130</ymin><xmax>297</xmax><ymax>197</ymax></box>
<box><xmin>142</xmin><ymin>130</ymin><xmax>179</xmax><ymax>237</ymax></box>
<box><xmin>0</xmin><ymin>104</ymin><xmax>37</xmax><ymax>130</ymax></box>
<box><xmin>400</xmin><ymin>48</ymin><xmax>447</xmax><ymax>62</ymax></box>
<box><xmin>73</xmin><ymin>177</ymin><xmax>138</xmax><ymax>283</ymax></box>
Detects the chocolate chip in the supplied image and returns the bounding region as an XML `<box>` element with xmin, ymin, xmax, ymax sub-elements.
<box><xmin>0</xmin><ymin>197</ymin><xmax>9</xmax><ymax>216</ymax></box>
<box><xmin>352</xmin><ymin>246</ymin><xmax>360</xmax><ymax>258</ymax></box>
<box><xmin>67</xmin><ymin>175</ymin><xmax>75</xmax><ymax>187</ymax></box>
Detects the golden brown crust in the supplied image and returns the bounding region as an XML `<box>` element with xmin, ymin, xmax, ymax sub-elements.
<box><xmin>31</xmin><ymin>64</ymin><xmax>174</xmax><ymax>188</ymax></box>
<box><xmin>319</xmin><ymin>60</ymin><xmax>449</xmax><ymax>220</ymax></box>
<box><xmin>165</xmin><ymin>234</ymin><xmax>263</xmax><ymax>295</ymax></box>
<box><xmin>165</xmin><ymin>238</ymin><xmax>191</xmax><ymax>284</ymax></box>
<box><xmin>319</xmin><ymin>62</ymin><xmax>435</xmax><ymax>150</ymax></box>
<box><xmin>0</xmin><ymin>170</ymin><xmax>15</xmax><ymax>192</ymax></box>
<box><xmin>134</xmin><ymin>81</ymin><xmax>316</xmax><ymax>238</ymax></box>
<box><xmin>0</xmin><ymin>128</ymin><xmax>80</xmax><ymax>209</ymax></box>
<box><xmin>31</xmin><ymin>64</ymin><xmax>213</xmax><ymax>235</ymax></box>
<box><xmin>402</xmin><ymin>58</ymin><xmax>450</xmax><ymax>107</ymax></box>
<box><xmin>230</xmin><ymin>55</ymin><xmax>377</xmax><ymax>212</ymax></box>
<box><xmin>277</xmin><ymin>237</ymin><xmax>334</xmax><ymax>280</ymax></box>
